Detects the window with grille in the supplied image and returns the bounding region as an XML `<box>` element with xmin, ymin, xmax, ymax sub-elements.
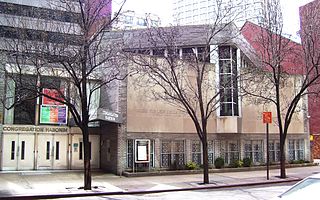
<box><xmin>161</xmin><ymin>140</ymin><xmax>185</xmax><ymax>168</ymax></box>
<box><xmin>268</xmin><ymin>141</ymin><xmax>280</xmax><ymax>162</ymax></box>
<box><xmin>220</xmin><ymin>140</ymin><xmax>239</xmax><ymax>164</ymax></box>
<box><xmin>289</xmin><ymin>139</ymin><xmax>305</xmax><ymax>161</ymax></box>
<box><xmin>191</xmin><ymin>140</ymin><xmax>201</xmax><ymax>165</ymax></box>
<box><xmin>244</xmin><ymin>140</ymin><xmax>263</xmax><ymax>164</ymax></box>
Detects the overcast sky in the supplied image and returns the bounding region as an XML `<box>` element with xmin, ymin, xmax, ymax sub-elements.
<box><xmin>114</xmin><ymin>0</ymin><xmax>314</xmax><ymax>38</ymax></box>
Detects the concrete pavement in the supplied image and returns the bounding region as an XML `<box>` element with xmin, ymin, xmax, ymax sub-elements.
<box><xmin>0</xmin><ymin>165</ymin><xmax>319</xmax><ymax>199</ymax></box>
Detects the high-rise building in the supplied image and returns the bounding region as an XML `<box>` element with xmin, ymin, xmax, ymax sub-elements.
<box><xmin>172</xmin><ymin>0</ymin><xmax>267</xmax><ymax>26</ymax></box>
<box><xmin>113</xmin><ymin>10</ymin><xmax>161</xmax><ymax>30</ymax></box>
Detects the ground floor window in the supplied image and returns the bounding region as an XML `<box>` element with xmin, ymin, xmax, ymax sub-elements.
<box><xmin>244</xmin><ymin>140</ymin><xmax>263</xmax><ymax>164</ymax></box>
<box><xmin>220</xmin><ymin>140</ymin><xmax>240</xmax><ymax>165</ymax></box>
<box><xmin>191</xmin><ymin>140</ymin><xmax>201</xmax><ymax>165</ymax></box>
<box><xmin>127</xmin><ymin>140</ymin><xmax>134</xmax><ymax>168</ymax></box>
<box><xmin>288</xmin><ymin>139</ymin><xmax>305</xmax><ymax>161</ymax></box>
<box><xmin>161</xmin><ymin>140</ymin><xmax>185</xmax><ymax>169</ymax></box>
<box><xmin>269</xmin><ymin>140</ymin><xmax>280</xmax><ymax>163</ymax></box>
<box><xmin>208</xmin><ymin>140</ymin><xmax>215</xmax><ymax>165</ymax></box>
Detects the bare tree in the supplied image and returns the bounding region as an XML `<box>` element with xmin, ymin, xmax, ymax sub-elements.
<box><xmin>1</xmin><ymin>0</ymin><xmax>126</xmax><ymax>190</ymax></box>
<box><xmin>125</xmin><ymin>1</ymin><xmax>244</xmax><ymax>184</ymax></box>
<box><xmin>241</xmin><ymin>0</ymin><xmax>320</xmax><ymax>178</ymax></box>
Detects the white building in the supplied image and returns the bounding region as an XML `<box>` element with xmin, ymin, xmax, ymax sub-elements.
<box><xmin>113</xmin><ymin>10</ymin><xmax>161</xmax><ymax>30</ymax></box>
<box><xmin>172</xmin><ymin>0</ymin><xmax>269</xmax><ymax>26</ymax></box>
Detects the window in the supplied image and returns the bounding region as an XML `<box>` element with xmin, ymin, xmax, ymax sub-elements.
<box><xmin>79</xmin><ymin>142</ymin><xmax>83</xmax><ymax>160</ymax></box>
<box><xmin>137</xmin><ymin>18</ymin><xmax>147</xmax><ymax>26</ymax></box>
<box><xmin>219</xmin><ymin>46</ymin><xmax>239</xmax><ymax>116</ymax></box>
<box><xmin>191</xmin><ymin>141</ymin><xmax>201</xmax><ymax>165</ymax></box>
<box><xmin>182</xmin><ymin>48</ymin><xmax>195</xmax><ymax>60</ymax></box>
<box><xmin>46</xmin><ymin>141</ymin><xmax>50</xmax><ymax>160</ymax></box>
<box><xmin>208</xmin><ymin>140</ymin><xmax>215</xmax><ymax>165</ymax></box>
<box><xmin>127</xmin><ymin>140</ymin><xmax>134</xmax><ymax>168</ymax></box>
<box><xmin>124</xmin><ymin>16</ymin><xmax>133</xmax><ymax>24</ymax></box>
<box><xmin>269</xmin><ymin>141</ymin><xmax>280</xmax><ymax>162</ymax></box>
<box><xmin>11</xmin><ymin>141</ymin><xmax>15</xmax><ymax>160</ymax></box>
<box><xmin>55</xmin><ymin>141</ymin><xmax>60</xmax><ymax>160</ymax></box>
<box><xmin>289</xmin><ymin>139</ymin><xmax>305</xmax><ymax>161</ymax></box>
<box><xmin>21</xmin><ymin>141</ymin><xmax>25</xmax><ymax>160</ymax></box>
<box><xmin>197</xmin><ymin>47</ymin><xmax>210</xmax><ymax>62</ymax></box>
<box><xmin>220</xmin><ymin>140</ymin><xmax>239</xmax><ymax>165</ymax></box>
<box><xmin>244</xmin><ymin>140</ymin><xmax>263</xmax><ymax>164</ymax></box>
<box><xmin>161</xmin><ymin>140</ymin><xmax>185</xmax><ymax>168</ymax></box>
<box><xmin>13</xmin><ymin>75</ymin><xmax>37</xmax><ymax>125</ymax></box>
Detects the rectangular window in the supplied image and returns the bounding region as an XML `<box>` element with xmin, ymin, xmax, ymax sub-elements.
<box><xmin>218</xmin><ymin>46</ymin><xmax>239</xmax><ymax>116</ymax></box>
<box><xmin>55</xmin><ymin>141</ymin><xmax>60</xmax><ymax>160</ymax></box>
<box><xmin>150</xmin><ymin>140</ymin><xmax>155</xmax><ymax>168</ymax></box>
<box><xmin>161</xmin><ymin>140</ymin><xmax>171</xmax><ymax>168</ymax></box>
<box><xmin>289</xmin><ymin>139</ymin><xmax>305</xmax><ymax>161</ymax></box>
<box><xmin>11</xmin><ymin>141</ymin><xmax>15</xmax><ymax>160</ymax></box>
<box><xmin>46</xmin><ymin>141</ymin><xmax>50</xmax><ymax>160</ymax></box>
<box><xmin>160</xmin><ymin>140</ymin><xmax>185</xmax><ymax>168</ymax></box>
<box><xmin>208</xmin><ymin>140</ymin><xmax>215</xmax><ymax>165</ymax></box>
<box><xmin>21</xmin><ymin>141</ymin><xmax>25</xmax><ymax>160</ymax></box>
<box><xmin>220</xmin><ymin>140</ymin><xmax>239</xmax><ymax>165</ymax></box>
<box><xmin>13</xmin><ymin>75</ymin><xmax>37</xmax><ymax>125</ymax></box>
<box><xmin>244</xmin><ymin>140</ymin><xmax>263</xmax><ymax>164</ymax></box>
<box><xmin>127</xmin><ymin>139</ymin><xmax>134</xmax><ymax>168</ymax></box>
<box><xmin>269</xmin><ymin>141</ymin><xmax>280</xmax><ymax>162</ymax></box>
<box><xmin>79</xmin><ymin>142</ymin><xmax>83</xmax><ymax>160</ymax></box>
<box><xmin>197</xmin><ymin>46</ymin><xmax>210</xmax><ymax>62</ymax></box>
<box><xmin>191</xmin><ymin>140</ymin><xmax>201</xmax><ymax>165</ymax></box>
<box><xmin>182</xmin><ymin>48</ymin><xmax>194</xmax><ymax>59</ymax></box>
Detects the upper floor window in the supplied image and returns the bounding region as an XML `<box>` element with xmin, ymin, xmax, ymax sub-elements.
<box><xmin>219</xmin><ymin>46</ymin><xmax>239</xmax><ymax>116</ymax></box>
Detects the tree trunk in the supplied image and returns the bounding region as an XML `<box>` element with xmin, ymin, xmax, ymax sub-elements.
<box><xmin>202</xmin><ymin>131</ymin><xmax>209</xmax><ymax>184</ymax></box>
<box><xmin>279</xmin><ymin>133</ymin><xmax>286</xmax><ymax>178</ymax></box>
<box><xmin>83</xmin><ymin>127</ymin><xmax>92</xmax><ymax>190</ymax></box>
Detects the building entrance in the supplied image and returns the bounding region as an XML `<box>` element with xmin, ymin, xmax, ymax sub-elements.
<box><xmin>37</xmin><ymin>134</ymin><xmax>69</xmax><ymax>169</ymax></box>
<box><xmin>1</xmin><ymin>133</ymin><xmax>35</xmax><ymax>170</ymax></box>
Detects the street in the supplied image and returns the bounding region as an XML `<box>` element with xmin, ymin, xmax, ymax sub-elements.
<box><xmin>57</xmin><ymin>184</ymin><xmax>292</xmax><ymax>200</ymax></box>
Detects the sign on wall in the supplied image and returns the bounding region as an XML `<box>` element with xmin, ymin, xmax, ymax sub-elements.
<box><xmin>40</xmin><ymin>105</ymin><xmax>68</xmax><ymax>124</ymax></box>
<box><xmin>42</xmin><ymin>88</ymin><xmax>64</xmax><ymax>105</ymax></box>
<box><xmin>135</xmin><ymin>139</ymin><xmax>150</xmax><ymax>163</ymax></box>
<box><xmin>40</xmin><ymin>88</ymin><xmax>68</xmax><ymax>125</ymax></box>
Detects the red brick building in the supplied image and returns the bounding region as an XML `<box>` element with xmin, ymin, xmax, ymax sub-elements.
<box><xmin>300</xmin><ymin>0</ymin><xmax>320</xmax><ymax>159</ymax></box>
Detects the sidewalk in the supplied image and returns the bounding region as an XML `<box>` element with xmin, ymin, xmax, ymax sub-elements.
<box><xmin>0</xmin><ymin>165</ymin><xmax>319</xmax><ymax>199</ymax></box>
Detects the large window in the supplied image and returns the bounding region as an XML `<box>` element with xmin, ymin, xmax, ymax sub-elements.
<box><xmin>289</xmin><ymin>139</ymin><xmax>305</xmax><ymax>161</ymax></box>
<box><xmin>161</xmin><ymin>140</ymin><xmax>185</xmax><ymax>169</ymax></box>
<box><xmin>220</xmin><ymin>140</ymin><xmax>240</xmax><ymax>165</ymax></box>
<box><xmin>244</xmin><ymin>140</ymin><xmax>264</xmax><ymax>164</ymax></box>
<box><xmin>269</xmin><ymin>140</ymin><xmax>280</xmax><ymax>163</ymax></box>
<box><xmin>13</xmin><ymin>75</ymin><xmax>37</xmax><ymax>124</ymax></box>
<box><xmin>219</xmin><ymin>46</ymin><xmax>239</xmax><ymax>116</ymax></box>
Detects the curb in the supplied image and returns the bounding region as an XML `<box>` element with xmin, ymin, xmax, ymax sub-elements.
<box><xmin>0</xmin><ymin>178</ymin><xmax>301</xmax><ymax>200</ymax></box>
<box><xmin>123</xmin><ymin>163</ymin><xmax>317</xmax><ymax>177</ymax></box>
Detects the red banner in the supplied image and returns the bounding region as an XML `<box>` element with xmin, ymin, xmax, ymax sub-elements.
<box><xmin>42</xmin><ymin>88</ymin><xmax>64</xmax><ymax>105</ymax></box>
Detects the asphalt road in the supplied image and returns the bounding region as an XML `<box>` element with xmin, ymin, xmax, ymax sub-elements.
<box><xmin>56</xmin><ymin>183</ymin><xmax>293</xmax><ymax>200</ymax></box>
